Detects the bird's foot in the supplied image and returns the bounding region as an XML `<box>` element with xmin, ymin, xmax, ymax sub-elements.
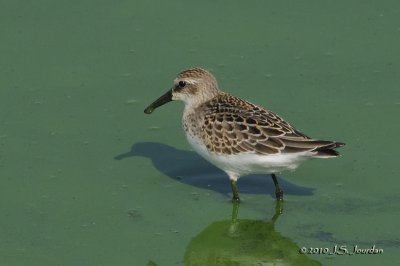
<box><xmin>275</xmin><ymin>190</ymin><xmax>284</xmax><ymax>201</ymax></box>
<box><xmin>231</xmin><ymin>196</ymin><xmax>240</xmax><ymax>203</ymax></box>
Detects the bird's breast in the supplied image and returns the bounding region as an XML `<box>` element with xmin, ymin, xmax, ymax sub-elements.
<box><xmin>182</xmin><ymin>111</ymin><xmax>210</xmax><ymax>155</ymax></box>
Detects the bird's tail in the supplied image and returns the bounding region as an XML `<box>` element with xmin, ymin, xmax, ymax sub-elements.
<box><xmin>313</xmin><ymin>141</ymin><xmax>345</xmax><ymax>158</ymax></box>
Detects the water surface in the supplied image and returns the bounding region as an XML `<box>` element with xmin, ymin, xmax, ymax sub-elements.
<box><xmin>1</xmin><ymin>1</ymin><xmax>399</xmax><ymax>265</ymax></box>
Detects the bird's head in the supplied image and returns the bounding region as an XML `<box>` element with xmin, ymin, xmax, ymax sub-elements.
<box><xmin>144</xmin><ymin>68</ymin><xmax>220</xmax><ymax>114</ymax></box>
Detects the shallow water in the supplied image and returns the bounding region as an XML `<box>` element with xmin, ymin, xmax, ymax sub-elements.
<box><xmin>1</xmin><ymin>1</ymin><xmax>399</xmax><ymax>265</ymax></box>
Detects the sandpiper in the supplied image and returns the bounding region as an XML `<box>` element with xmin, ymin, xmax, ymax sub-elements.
<box><xmin>144</xmin><ymin>68</ymin><xmax>344</xmax><ymax>202</ymax></box>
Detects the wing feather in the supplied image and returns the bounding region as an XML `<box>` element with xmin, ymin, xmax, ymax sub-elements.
<box><xmin>199</xmin><ymin>93</ymin><xmax>343</xmax><ymax>156</ymax></box>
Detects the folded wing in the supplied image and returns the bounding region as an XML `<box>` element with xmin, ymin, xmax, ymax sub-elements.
<box><xmin>200</xmin><ymin>94</ymin><xmax>345</xmax><ymax>157</ymax></box>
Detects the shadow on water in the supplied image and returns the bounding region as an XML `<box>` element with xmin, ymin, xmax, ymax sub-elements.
<box><xmin>183</xmin><ymin>201</ymin><xmax>322</xmax><ymax>265</ymax></box>
<box><xmin>115</xmin><ymin>142</ymin><xmax>315</xmax><ymax>199</ymax></box>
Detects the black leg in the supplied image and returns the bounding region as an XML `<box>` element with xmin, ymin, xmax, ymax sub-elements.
<box><xmin>272</xmin><ymin>200</ymin><xmax>284</xmax><ymax>223</ymax></box>
<box><xmin>230</xmin><ymin>179</ymin><xmax>240</xmax><ymax>203</ymax></box>
<box><xmin>271</xmin><ymin>173</ymin><xmax>283</xmax><ymax>201</ymax></box>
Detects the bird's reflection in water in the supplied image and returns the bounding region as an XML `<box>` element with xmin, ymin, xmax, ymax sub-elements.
<box><xmin>184</xmin><ymin>202</ymin><xmax>322</xmax><ymax>266</ymax></box>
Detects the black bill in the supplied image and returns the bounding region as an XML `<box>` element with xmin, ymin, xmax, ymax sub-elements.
<box><xmin>144</xmin><ymin>89</ymin><xmax>173</xmax><ymax>114</ymax></box>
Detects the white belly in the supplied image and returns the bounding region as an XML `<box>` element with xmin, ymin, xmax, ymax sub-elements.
<box><xmin>185</xmin><ymin>130</ymin><xmax>309</xmax><ymax>177</ymax></box>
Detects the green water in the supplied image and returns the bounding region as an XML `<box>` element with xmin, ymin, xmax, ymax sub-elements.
<box><xmin>1</xmin><ymin>1</ymin><xmax>399</xmax><ymax>265</ymax></box>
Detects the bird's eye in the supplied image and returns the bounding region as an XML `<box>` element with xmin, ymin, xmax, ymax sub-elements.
<box><xmin>178</xmin><ymin>81</ymin><xmax>186</xmax><ymax>88</ymax></box>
